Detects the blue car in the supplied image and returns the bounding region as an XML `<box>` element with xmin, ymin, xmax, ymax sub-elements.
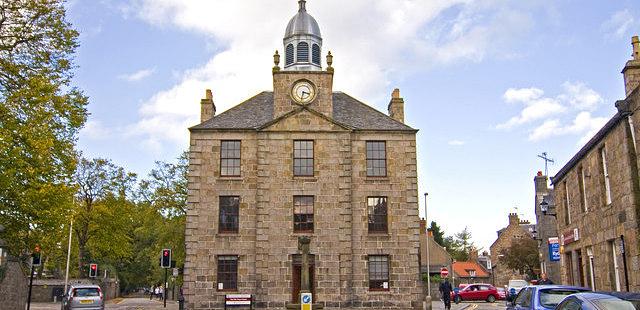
<box><xmin>506</xmin><ymin>285</ymin><xmax>590</xmax><ymax>310</ymax></box>
<box><xmin>555</xmin><ymin>292</ymin><xmax>637</xmax><ymax>310</ymax></box>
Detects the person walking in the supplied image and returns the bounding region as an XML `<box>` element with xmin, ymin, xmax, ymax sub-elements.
<box><xmin>154</xmin><ymin>286</ymin><xmax>160</xmax><ymax>300</ymax></box>
<box><xmin>149</xmin><ymin>285</ymin><xmax>155</xmax><ymax>300</ymax></box>
<box><xmin>538</xmin><ymin>273</ymin><xmax>554</xmax><ymax>285</ymax></box>
<box><xmin>439</xmin><ymin>277</ymin><xmax>453</xmax><ymax>310</ymax></box>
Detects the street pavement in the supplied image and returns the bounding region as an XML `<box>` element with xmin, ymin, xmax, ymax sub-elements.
<box><xmin>431</xmin><ymin>301</ymin><xmax>507</xmax><ymax>310</ymax></box>
<box><xmin>29</xmin><ymin>297</ymin><xmax>179</xmax><ymax>310</ymax></box>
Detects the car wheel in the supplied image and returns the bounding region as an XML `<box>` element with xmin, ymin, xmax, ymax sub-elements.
<box><xmin>454</xmin><ymin>296</ymin><xmax>461</xmax><ymax>303</ymax></box>
<box><xmin>487</xmin><ymin>295</ymin><xmax>496</xmax><ymax>303</ymax></box>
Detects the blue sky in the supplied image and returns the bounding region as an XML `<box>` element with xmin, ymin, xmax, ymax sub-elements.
<box><xmin>67</xmin><ymin>0</ymin><xmax>640</xmax><ymax>251</ymax></box>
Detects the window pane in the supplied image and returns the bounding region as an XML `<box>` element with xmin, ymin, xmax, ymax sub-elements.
<box><xmin>217</xmin><ymin>256</ymin><xmax>238</xmax><ymax>290</ymax></box>
<box><xmin>368</xmin><ymin>255</ymin><xmax>389</xmax><ymax>289</ymax></box>
<box><xmin>366</xmin><ymin>141</ymin><xmax>386</xmax><ymax>176</ymax></box>
<box><xmin>293</xmin><ymin>141</ymin><xmax>314</xmax><ymax>176</ymax></box>
<box><xmin>368</xmin><ymin>197</ymin><xmax>388</xmax><ymax>233</ymax></box>
<box><xmin>219</xmin><ymin>196</ymin><xmax>239</xmax><ymax>233</ymax></box>
<box><xmin>293</xmin><ymin>196</ymin><xmax>314</xmax><ymax>232</ymax></box>
<box><xmin>220</xmin><ymin>141</ymin><xmax>241</xmax><ymax>176</ymax></box>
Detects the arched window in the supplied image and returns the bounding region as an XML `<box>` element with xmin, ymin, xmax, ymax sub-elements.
<box><xmin>297</xmin><ymin>42</ymin><xmax>309</xmax><ymax>63</ymax></box>
<box><xmin>286</xmin><ymin>44</ymin><xmax>294</xmax><ymax>66</ymax></box>
<box><xmin>312</xmin><ymin>44</ymin><xmax>320</xmax><ymax>65</ymax></box>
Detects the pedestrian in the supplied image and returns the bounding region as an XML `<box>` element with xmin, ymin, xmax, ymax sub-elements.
<box><xmin>154</xmin><ymin>286</ymin><xmax>160</xmax><ymax>300</ymax></box>
<box><xmin>439</xmin><ymin>277</ymin><xmax>453</xmax><ymax>310</ymax></box>
<box><xmin>159</xmin><ymin>285</ymin><xmax>164</xmax><ymax>301</ymax></box>
<box><xmin>538</xmin><ymin>273</ymin><xmax>554</xmax><ymax>285</ymax></box>
<box><xmin>149</xmin><ymin>285</ymin><xmax>155</xmax><ymax>300</ymax></box>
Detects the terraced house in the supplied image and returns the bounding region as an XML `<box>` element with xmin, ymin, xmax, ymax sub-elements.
<box><xmin>550</xmin><ymin>36</ymin><xmax>640</xmax><ymax>292</ymax></box>
<box><xmin>183</xmin><ymin>1</ymin><xmax>423</xmax><ymax>309</ymax></box>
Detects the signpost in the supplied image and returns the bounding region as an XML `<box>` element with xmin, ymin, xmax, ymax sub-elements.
<box><xmin>548</xmin><ymin>237</ymin><xmax>560</xmax><ymax>262</ymax></box>
<box><xmin>301</xmin><ymin>292</ymin><xmax>312</xmax><ymax>310</ymax></box>
<box><xmin>440</xmin><ymin>267</ymin><xmax>449</xmax><ymax>278</ymax></box>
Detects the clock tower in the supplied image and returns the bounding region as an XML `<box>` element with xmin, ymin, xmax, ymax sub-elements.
<box><xmin>273</xmin><ymin>0</ymin><xmax>334</xmax><ymax>119</ymax></box>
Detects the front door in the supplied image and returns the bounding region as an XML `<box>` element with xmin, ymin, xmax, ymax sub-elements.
<box><xmin>291</xmin><ymin>254</ymin><xmax>315</xmax><ymax>303</ymax></box>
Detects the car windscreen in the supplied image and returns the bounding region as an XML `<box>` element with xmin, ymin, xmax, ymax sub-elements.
<box><xmin>539</xmin><ymin>289</ymin><xmax>589</xmax><ymax>308</ymax></box>
<box><xmin>73</xmin><ymin>288</ymin><xmax>100</xmax><ymax>297</ymax></box>
<box><xmin>592</xmin><ymin>299</ymin><xmax>636</xmax><ymax>310</ymax></box>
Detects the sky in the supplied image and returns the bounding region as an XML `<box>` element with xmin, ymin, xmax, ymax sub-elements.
<box><xmin>67</xmin><ymin>0</ymin><xmax>640</xmax><ymax>252</ymax></box>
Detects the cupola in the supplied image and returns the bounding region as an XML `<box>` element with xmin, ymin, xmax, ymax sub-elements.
<box><xmin>283</xmin><ymin>0</ymin><xmax>322</xmax><ymax>71</ymax></box>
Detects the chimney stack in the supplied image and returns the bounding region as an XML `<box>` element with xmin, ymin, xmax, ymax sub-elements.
<box><xmin>200</xmin><ymin>89</ymin><xmax>216</xmax><ymax>122</ymax></box>
<box><xmin>508</xmin><ymin>213</ymin><xmax>519</xmax><ymax>226</ymax></box>
<box><xmin>622</xmin><ymin>36</ymin><xmax>640</xmax><ymax>97</ymax></box>
<box><xmin>388</xmin><ymin>88</ymin><xmax>405</xmax><ymax>123</ymax></box>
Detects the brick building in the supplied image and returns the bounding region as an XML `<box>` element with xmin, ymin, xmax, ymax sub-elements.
<box><xmin>550</xmin><ymin>36</ymin><xmax>640</xmax><ymax>291</ymax></box>
<box><xmin>183</xmin><ymin>1</ymin><xmax>423</xmax><ymax>309</ymax></box>
<box><xmin>489</xmin><ymin>213</ymin><xmax>536</xmax><ymax>287</ymax></box>
<box><xmin>533</xmin><ymin>172</ymin><xmax>561</xmax><ymax>283</ymax></box>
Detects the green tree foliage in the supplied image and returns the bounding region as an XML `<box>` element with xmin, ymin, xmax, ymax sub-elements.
<box><xmin>443</xmin><ymin>227</ymin><xmax>476</xmax><ymax>261</ymax></box>
<box><xmin>0</xmin><ymin>0</ymin><xmax>88</xmax><ymax>256</ymax></box>
<box><xmin>73</xmin><ymin>157</ymin><xmax>136</xmax><ymax>276</ymax></box>
<box><xmin>499</xmin><ymin>237</ymin><xmax>540</xmax><ymax>280</ymax></box>
<box><xmin>428</xmin><ymin>221</ymin><xmax>445</xmax><ymax>247</ymax></box>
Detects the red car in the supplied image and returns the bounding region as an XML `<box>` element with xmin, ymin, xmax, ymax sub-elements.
<box><xmin>451</xmin><ymin>283</ymin><xmax>502</xmax><ymax>303</ymax></box>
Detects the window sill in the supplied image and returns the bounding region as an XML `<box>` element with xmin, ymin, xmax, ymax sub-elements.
<box><xmin>218</xmin><ymin>176</ymin><xmax>243</xmax><ymax>181</ymax></box>
<box><xmin>368</xmin><ymin>288</ymin><xmax>390</xmax><ymax>292</ymax></box>
<box><xmin>365</xmin><ymin>177</ymin><xmax>389</xmax><ymax>182</ymax></box>
<box><xmin>217</xmin><ymin>232</ymin><xmax>240</xmax><ymax>236</ymax></box>
<box><xmin>367</xmin><ymin>232</ymin><xmax>390</xmax><ymax>236</ymax></box>
<box><xmin>293</xmin><ymin>231</ymin><xmax>314</xmax><ymax>234</ymax></box>
<box><xmin>217</xmin><ymin>289</ymin><xmax>238</xmax><ymax>292</ymax></box>
<box><xmin>293</xmin><ymin>176</ymin><xmax>317</xmax><ymax>181</ymax></box>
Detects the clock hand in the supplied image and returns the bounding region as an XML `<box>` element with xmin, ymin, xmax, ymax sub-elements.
<box><xmin>301</xmin><ymin>91</ymin><xmax>309</xmax><ymax>99</ymax></box>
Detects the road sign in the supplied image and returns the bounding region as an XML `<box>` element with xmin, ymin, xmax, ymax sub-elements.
<box><xmin>301</xmin><ymin>292</ymin><xmax>312</xmax><ymax>310</ymax></box>
<box><xmin>440</xmin><ymin>267</ymin><xmax>449</xmax><ymax>278</ymax></box>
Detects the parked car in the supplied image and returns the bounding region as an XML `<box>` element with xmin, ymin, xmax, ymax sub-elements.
<box><xmin>451</xmin><ymin>283</ymin><xmax>502</xmax><ymax>303</ymax></box>
<box><xmin>506</xmin><ymin>285</ymin><xmax>590</xmax><ymax>310</ymax></box>
<box><xmin>61</xmin><ymin>284</ymin><xmax>104</xmax><ymax>310</ymax></box>
<box><xmin>555</xmin><ymin>292</ymin><xmax>636</xmax><ymax>310</ymax></box>
<box><xmin>497</xmin><ymin>287</ymin><xmax>507</xmax><ymax>300</ymax></box>
<box><xmin>595</xmin><ymin>292</ymin><xmax>640</xmax><ymax>309</ymax></box>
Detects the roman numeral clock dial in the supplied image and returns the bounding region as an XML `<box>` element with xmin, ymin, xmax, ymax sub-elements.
<box><xmin>291</xmin><ymin>80</ymin><xmax>317</xmax><ymax>104</ymax></box>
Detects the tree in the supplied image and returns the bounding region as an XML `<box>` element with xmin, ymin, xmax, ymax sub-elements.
<box><xmin>499</xmin><ymin>237</ymin><xmax>540</xmax><ymax>280</ymax></box>
<box><xmin>73</xmin><ymin>157</ymin><xmax>136</xmax><ymax>276</ymax></box>
<box><xmin>443</xmin><ymin>227</ymin><xmax>475</xmax><ymax>261</ymax></box>
<box><xmin>0</xmin><ymin>0</ymin><xmax>88</xmax><ymax>256</ymax></box>
<box><xmin>428</xmin><ymin>221</ymin><xmax>445</xmax><ymax>247</ymax></box>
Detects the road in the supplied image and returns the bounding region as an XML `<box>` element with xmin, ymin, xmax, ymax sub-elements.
<box><xmin>431</xmin><ymin>301</ymin><xmax>508</xmax><ymax>310</ymax></box>
<box><xmin>30</xmin><ymin>297</ymin><xmax>179</xmax><ymax>310</ymax></box>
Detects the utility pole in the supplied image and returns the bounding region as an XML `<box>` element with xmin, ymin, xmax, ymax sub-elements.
<box><xmin>64</xmin><ymin>219</ymin><xmax>73</xmax><ymax>294</ymax></box>
<box><xmin>424</xmin><ymin>192</ymin><xmax>431</xmax><ymax>297</ymax></box>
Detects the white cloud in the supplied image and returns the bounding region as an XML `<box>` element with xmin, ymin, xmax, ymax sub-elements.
<box><xmin>528</xmin><ymin>112</ymin><xmax>608</xmax><ymax>143</ymax></box>
<box><xmin>80</xmin><ymin>120</ymin><xmax>112</xmax><ymax>140</ymax></box>
<box><xmin>559</xmin><ymin>81</ymin><xmax>603</xmax><ymax>111</ymax></box>
<box><xmin>121</xmin><ymin>0</ymin><xmax>537</xmax><ymax>151</ymax></box>
<box><xmin>448</xmin><ymin>140</ymin><xmax>466</xmax><ymax>146</ymax></box>
<box><xmin>497</xmin><ymin>81</ymin><xmax>604</xmax><ymax>130</ymax></box>
<box><xmin>601</xmin><ymin>9</ymin><xmax>636</xmax><ymax>39</ymax></box>
<box><xmin>497</xmin><ymin>97</ymin><xmax>566</xmax><ymax>129</ymax></box>
<box><xmin>118</xmin><ymin>68</ymin><xmax>155</xmax><ymax>82</ymax></box>
<box><xmin>503</xmin><ymin>87</ymin><xmax>544</xmax><ymax>103</ymax></box>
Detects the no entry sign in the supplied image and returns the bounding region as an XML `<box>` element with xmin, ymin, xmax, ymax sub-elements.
<box><xmin>440</xmin><ymin>267</ymin><xmax>449</xmax><ymax>278</ymax></box>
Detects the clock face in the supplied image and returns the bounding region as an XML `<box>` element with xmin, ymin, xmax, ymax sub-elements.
<box><xmin>291</xmin><ymin>80</ymin><xmax>317</xmax><ymax>104</ymax></box>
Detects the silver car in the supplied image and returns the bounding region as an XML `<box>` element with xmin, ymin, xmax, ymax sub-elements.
<box><xmin>61</xmin><ymin>284</ymin><xmax>104</xmax><ymax>310</ymax></box>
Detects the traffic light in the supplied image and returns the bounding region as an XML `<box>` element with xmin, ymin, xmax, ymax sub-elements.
<box><xmin>161</xmin><ymin>249</ymin><xmax>172</xmax><ymax>268</ymax></box>
<box><xmin>32</xmin><ymin>245</ymin><xmax>41</xmax><ymax>266</ymax></box>
<box><xmin>89</xmin><ymin>263</ymin><xmax>98</xmax><ymax>278</ymax></box>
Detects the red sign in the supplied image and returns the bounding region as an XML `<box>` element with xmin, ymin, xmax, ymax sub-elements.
<box><xmin>225</xmin><ymin>294</ymin><xmax>252</xmax><ymax>306</ymax></box>
<box><xmin>561</xmin><ymin>228</ymin><xmax>579</xmax><ymax>245</ymax></box>
<box><xmin>440</xmin><ymin>267</ymin><xmax>449</xmax><ymax>278</ymax></box>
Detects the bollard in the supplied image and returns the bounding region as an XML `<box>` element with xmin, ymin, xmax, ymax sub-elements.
<box><xmin>178</xmin><ymin>295</ymin><xmax>185</xmax><ymax>310</ymax></box>
<box><xmin>423</xmin><ymin>295</ymin><xmax>432</xmax><ymax>310</ymax></box>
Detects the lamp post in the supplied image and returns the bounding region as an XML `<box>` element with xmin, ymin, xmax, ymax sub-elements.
<box><xmin>424</xmin><ymin>192</ymin><xmax>431</xmax><ymax>297</ymax></box>
<box><xmin>0</xmin><ymin>225</ymin><xmax>6</xmax><ymax>267</ymax></box>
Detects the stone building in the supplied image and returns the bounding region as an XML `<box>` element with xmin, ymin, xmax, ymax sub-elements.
<box><xmin>489</xmin><ymin>213</ymin><xmax>536</xmax><ymax>287</ymax></box>
<box><xmin>451</xmin><ymin>261</ymin><xmax>490</xmax><ymax>285</ymax></box>
<box><xmin>533</xmin><ymin>172</ymin><xmax>561</xmax><ymax>283</ymax></box>
<box><xmin>184</xmin><ymin>1</ymin><xmax>423</xmax><ymax>309</ymax></box>
<box><xmin>550</xmin><ymin>36</ymin><xmax>640</xmax><ymax>292</ymax></box>
<box><xmin>419</xmin><ymin>220</ymin><xmax>452</xmax><ymax>278</ymax></box>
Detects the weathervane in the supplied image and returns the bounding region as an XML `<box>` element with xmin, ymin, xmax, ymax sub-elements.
<box><xmin>537</xmin><ymin>152</ymin><xmax>555</xmax><ymax>176</ymax></box>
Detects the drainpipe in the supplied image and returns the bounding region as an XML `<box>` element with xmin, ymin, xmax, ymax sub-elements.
<box><xmin>621</xmin><ymin>235</ymin><xmax>630</xmax><ymax>292</ymax></box>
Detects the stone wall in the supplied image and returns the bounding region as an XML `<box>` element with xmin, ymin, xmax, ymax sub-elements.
<box><xmin>533</xmin><ymin>174</ymin><xmax>561</xmax><ymax>283</ymax></box>
<box><xmin>553</xmin><ymin>88</ymin><xmax>640</xmax><ymax>291</ymax></box>
<box><xmin>489</xmin><ymin>214</ymin><xmax>533</xmax><ymax>287</ymax></box>
<box><xmin>0</xmin><ymin>259</ymin><xmax>28</xmax><ymax>310</ymax></box>
<box><xmin>185</xmin><ymin>112</ymin><xmax>422</xmax><ymax>309</ymax></box>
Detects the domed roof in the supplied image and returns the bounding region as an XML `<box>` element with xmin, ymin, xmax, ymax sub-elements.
<box><xmin>284</xmin><ymin>0</ymin><xmax>321</xmax><ymax>39</ymax></box>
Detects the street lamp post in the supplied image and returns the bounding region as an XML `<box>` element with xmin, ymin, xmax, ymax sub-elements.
<box><xmin>0</xmin><ymin>225</ymin><xmax>6</xmax><ymax>267</ymax></box>
<box><xmin>424</xmin><ymin>192</ymin><xmax>431</xmax><ymax>297</ymax></box>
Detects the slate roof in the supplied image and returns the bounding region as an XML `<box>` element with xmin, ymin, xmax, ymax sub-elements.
<box><xmin>190</xmin><ymin>91</ymin><xmax>416</xmax><ymax>132</ymax></box>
